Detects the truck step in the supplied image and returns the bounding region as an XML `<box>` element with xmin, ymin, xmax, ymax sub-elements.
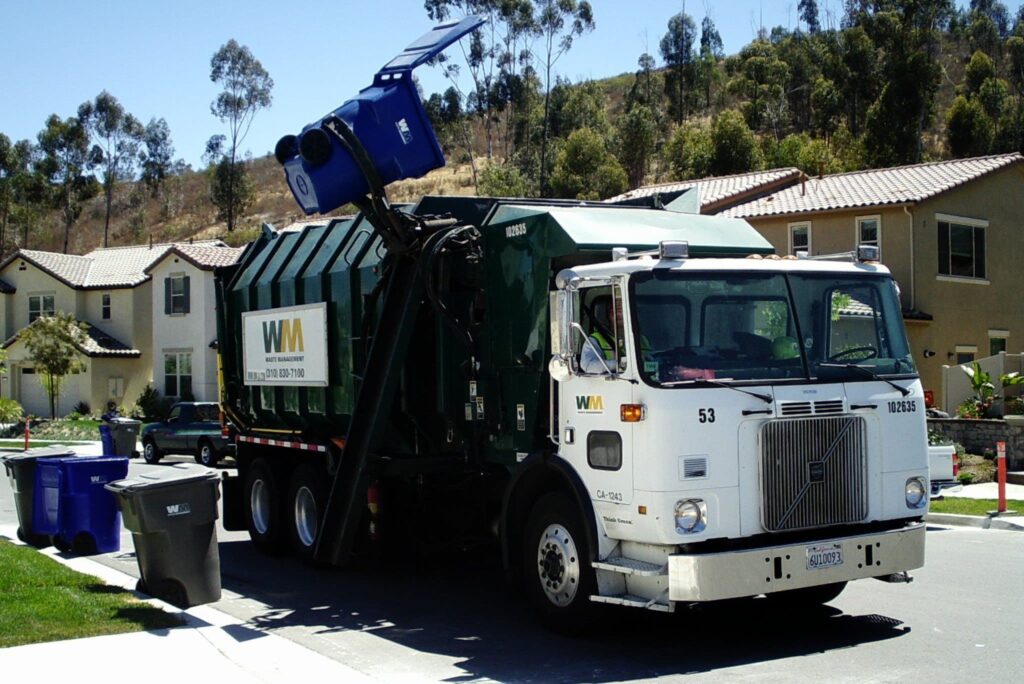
<box><xmin>590</xmin><ymin>593</ymin><xmax>673</xmax><ymax>612</ymax></box>
<box><xmin>592</xmin><ymin>556</ymin><xmax>666</xmax><ymax>577</ymax></box>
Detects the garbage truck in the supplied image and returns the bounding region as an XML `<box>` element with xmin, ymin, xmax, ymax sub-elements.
<box><xmin>214</xmin><ymin>17</ymin><xmax>928</xmax><ymax>631</ymax></box>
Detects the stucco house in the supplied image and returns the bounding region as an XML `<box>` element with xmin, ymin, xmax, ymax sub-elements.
<box><xmin>612</xmin><ymin>153</ymin><xmax>1024</xmax><ymax>404</ymax></box>
<box><xmin>0</xmin><ymin>241</ymin><xmax>242</xmax><ymax>417</ymax></box>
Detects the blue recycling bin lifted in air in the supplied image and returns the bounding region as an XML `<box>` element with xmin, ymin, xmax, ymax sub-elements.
<box><xmin>32</xmin><ymin>455</ymin><xmax>129</xmax><ymax>554</ymax></box>
<box><xmin>276</xmin><ymin>15</ymin><xmax>483</xmax><ymax>215</ymax></box>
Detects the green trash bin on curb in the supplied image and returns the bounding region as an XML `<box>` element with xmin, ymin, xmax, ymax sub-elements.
<box><xmin>106</xmin><ymin>418</ymin><xmax>142</xmax><ymax>458</ymax></box>
<box><xmin>106</xmin><ymin>464</ymin><xmax>221</xmax><ymax>608</ymax></box>
<box><xmin>1</xmin><ymin>446</ymin><xmax>76</xmax><ymax>547</ymax></box>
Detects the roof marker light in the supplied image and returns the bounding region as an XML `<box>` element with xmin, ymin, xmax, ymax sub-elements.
<box><xmin>659</xmin><ymin>241</ymin><xmax>689</xmax><ymax>259</ymax></box>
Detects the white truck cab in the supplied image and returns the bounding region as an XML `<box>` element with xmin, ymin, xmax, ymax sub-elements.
<box><xmin>543</xmin><ymin>244</ymin><xmax>927</xmax><ymax>614</ymax></box>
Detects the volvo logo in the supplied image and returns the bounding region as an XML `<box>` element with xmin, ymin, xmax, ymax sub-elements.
<box><xmin>807</xmin><ymin>461</ymin><xmax>825</xmax><ymax>483</ymax></box>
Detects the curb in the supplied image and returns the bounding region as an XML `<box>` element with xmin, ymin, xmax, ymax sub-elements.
<box><xmin>925</xmin><ymin>512</ymin><xmax>1024</xmax><ymax>532</ymax></box>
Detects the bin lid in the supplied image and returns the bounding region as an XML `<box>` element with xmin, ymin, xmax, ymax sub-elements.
<box><xmin>105</xmin><ymin>463</ymin><xmax>218</xmax><ymax>494</ymax></box>
<box><xmin>377</xmin><ymin>15</ymin><xmax>484</xmax><ymax>75</ymax></box>
<box><xmin>108</xmin><ymin>417</ymin><xmax>142</xmax><ymax>425</ymax></box>
<box><xmin>0</xmin><ymin>445</ymin><xmax>77</xmax><ymax>464</ymax></box>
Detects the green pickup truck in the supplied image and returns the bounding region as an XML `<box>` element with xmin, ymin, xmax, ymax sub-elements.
<box><xmin>140</xmin><ymin>402</ymin><xmax>234</xmax><ymax>466</ymax></box>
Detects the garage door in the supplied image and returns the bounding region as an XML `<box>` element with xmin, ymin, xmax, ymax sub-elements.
<box><xmin>19</xmin><ymin>368</ymin><xmax>82</xmax><ymax>418</ymax></box>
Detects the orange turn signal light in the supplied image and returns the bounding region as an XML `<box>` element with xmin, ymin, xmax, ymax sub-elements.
<box><xmin>620</xmin><ymin>404</ymin><xmax>645</xmax><ymax>422</ymax></box>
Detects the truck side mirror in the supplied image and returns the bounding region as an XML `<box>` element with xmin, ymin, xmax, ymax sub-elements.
<box><xmin>549</xmin><ymin>290</ymin><xmax>575</xmax><ymax>381</ymax></box>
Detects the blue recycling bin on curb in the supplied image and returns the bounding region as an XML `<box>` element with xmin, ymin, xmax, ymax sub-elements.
<box><xmin>32</xmin><ymin>455</ymin><xmax>129</xmax><ymax>554</ymax></box>
<box><xmin>99</xmin><ymin>424</ymin><xmax>115</xmax><ymax>455</ymax></box>
<box><xmin>276</xmin><ymin>16</ymin><xmax>483</xmax><ymax>215</ymax></box>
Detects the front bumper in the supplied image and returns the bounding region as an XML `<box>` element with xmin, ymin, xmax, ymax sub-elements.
<box><xmin>668</xmin><ymin>522</ymin><xmax>925</xmax><ymax>602</ymax></box>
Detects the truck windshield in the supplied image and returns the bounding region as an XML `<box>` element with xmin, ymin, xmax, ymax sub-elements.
<box><xmin>630</xmin><ymin>270</ymin><xmax>916</xmax><ymax>386</ymax></box>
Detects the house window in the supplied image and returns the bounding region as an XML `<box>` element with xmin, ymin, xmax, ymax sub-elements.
<box><xmin>102</xmin><ymin>293</ymin><xmax>111</xmax><ymax>320</ymax></box>
<box><xmin>108</xmin><ymin>377</ymin><xmax>124</xmax><ymax>399</ymax></box>
<box><xmin>955</xmin><ymin>345</ymin><xmax>977</xmax><ymax>365</ymax></box>
<box><xmin>28</xmin><ymin>294</ymin><xmax>55</xmax><ymax>322</ymax></box>
<box><xmin>937</xmin><ymin>215</ymin><xmax>986</xmax><ymax>280</ymax></box>
<box><xmin>789</xmin><ymin>222</ymin><xmax>811</xmax><ymax>255</ymax></box>
<box><xmin>989</xmin><ymin>329</ymin><xmax>1009</xmax><ymax>356</ymax></box>
<box><xmin>164</xmin><ymin>351</ymin><xmax>193</xmax><ymax>399</ymax></box>
<box><xmin>857</xmin><ymin>216</ymin><xmax>880</xmax><ymax>256</ymax></box>
<box><xmin>165</xmin><ymin>274</ymin><xmax>190</xmax><ymax>315</ymax></box>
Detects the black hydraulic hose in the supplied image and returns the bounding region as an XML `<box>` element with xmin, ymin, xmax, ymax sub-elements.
<box><xmin>421</xmin><ymin>224</ymin><xmax>481</xmax><ymax>367</ymax></box>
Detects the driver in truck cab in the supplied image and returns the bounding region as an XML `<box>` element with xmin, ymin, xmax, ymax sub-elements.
<box><xmin>580</xmin><ymin>293</ymin><xmax>653</xmax><ymax>374</ymax></box>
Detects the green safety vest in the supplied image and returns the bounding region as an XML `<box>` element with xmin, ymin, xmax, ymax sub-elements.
<box><xmin>591</xmin><ymin>331</ymin><xmax>615</xmax><ymax>360</ymax></box>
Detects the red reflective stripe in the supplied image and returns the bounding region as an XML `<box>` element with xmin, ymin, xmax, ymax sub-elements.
<box><xmin>238</xmin><ymin>435</ymin><xmax>327</xmax><ymax>452</ymax></box>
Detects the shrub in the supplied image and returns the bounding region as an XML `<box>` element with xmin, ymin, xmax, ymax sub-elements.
<box><xmin>956</xmin><ymin>399</ymin><xmax>983</xmax><ymax>419</ymax></box>
<box><xmin>134</xmin><ymin>385</ymin><xmax>173</xmax><ymax>422</ymax></box>
<box><xmin>73</xmin><ymin>401</ymin><xmax>91</xmax><ymax>415</ymax></box>
<box><xmin>0</xmin><ymin>398</ymin><xmax>24</xmax><ymax>424</ymax></box>
<box><xmin>957</xmin><ymin>472</ymin><xmax>976</xmax><ymax>485</ymax></box>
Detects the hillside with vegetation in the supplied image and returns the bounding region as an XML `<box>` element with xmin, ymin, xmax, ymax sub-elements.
<box><xmin>2</xmin><ymin>1</ymin><xmax>1024</xmax><ymax>257</ymax></box>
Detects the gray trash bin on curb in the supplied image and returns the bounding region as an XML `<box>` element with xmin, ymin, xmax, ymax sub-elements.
<box><xmin>106</xmin><ymin>464</ymin><xmax>221</xmax><ymax>608</ymax></box>
<box><xmin>106</xmin><ymin>418</ymin><xmax>142</xmax><ymax>458</ymax></box>
<box><xmin>1</xmin><ymin>446</ymin><xmax>76</xmax><ymax>547</ymax></box>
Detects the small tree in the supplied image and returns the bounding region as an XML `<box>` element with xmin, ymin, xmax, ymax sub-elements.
<box><xmin>20</xmin><ymin>313</ymin><xmax>86</xmax><ymax>419</ymax></box>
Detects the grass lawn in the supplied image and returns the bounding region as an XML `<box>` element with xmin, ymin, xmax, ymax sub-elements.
<box><xmin>0</xmin><ymin>540</ymin><xmax>182</xmax><ymax>648</ymax></box>
<box><xmin>0</xmin><ymin>440</ymin><xmax>94</xmax><ymax>449</ymax></box>
<box><xmin>929</xmin><ymin>498</ymin><xmax>1024</xmax><ymax>517</ymax></box>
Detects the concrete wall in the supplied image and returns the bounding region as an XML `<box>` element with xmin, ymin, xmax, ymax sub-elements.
<box><xmin>928</xmin><ymin>418</ymin><xmax>1024</xmax><ymax>470</ymax></box>
<box><xmin>149</xmin><ymin>256</ymin><xmax>218</xmax><ymax>401</ymax></box>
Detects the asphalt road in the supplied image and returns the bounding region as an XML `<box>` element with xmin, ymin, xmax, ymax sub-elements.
<box><xmin>2</xmin><ymin>452</ymin><xmax>1022</xmax><ymax>683</ymax></box>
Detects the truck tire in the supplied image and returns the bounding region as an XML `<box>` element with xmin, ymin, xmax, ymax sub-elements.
<box><xmin>765</xmin><ymin>581</ymin><xmax>847</xmax><ymax>610</ymax></box>
<box><xmin>523</xmin><ymin>492</ymin><xmax>598</xmax><ymax>634</ymax></box>
<box><xmin>287</xmin><ymin>462</ymin><xmax>327</xmax><ymax>563</ymax></box>
<box><xmin>195</xmin><ymin>439</ymin><xmax>220</xmax><ymax>467</ymax></box>
<box><xmin>142</xmin><ymin>439</ymin><xmax>161</xmax><ymax>464</ymax></box>
<box><xmin>244</xmin><ymin>458</ymin><xmax>286</xmax><ymax>554</ymax></box>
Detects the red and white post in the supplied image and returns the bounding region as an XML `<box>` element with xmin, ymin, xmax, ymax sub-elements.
<box><xmin>996</xmin><ymin>441</ymin><xmax>1007</xmax><ymax>514</ymax></box>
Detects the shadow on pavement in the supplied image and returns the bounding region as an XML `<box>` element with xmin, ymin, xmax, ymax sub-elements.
<box><xmin>215</xmin><ymin>539</ymin><xmax>910</xmax><ymax>683</ymax></box>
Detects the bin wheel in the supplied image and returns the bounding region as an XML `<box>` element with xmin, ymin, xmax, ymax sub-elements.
<box><xmin>52</xmin><ymin>535</ymin><xmax>71</xmax><ymax>553</ymax></box>
<box><xmin>142</xmin><ymin>439</ymin><xmax>162</xmax><ymax>464</ymax></box>
<box><xmin>195</xmin><ymin>440</ymin><xmax>220</xmax><ymax>467</ymax></box>
<box><xmin>287</xmin><ymin>462</ymin><xmax>328</xmax><ymax>563</ymax></box>
<box><xmin>16</xmin><ymin>527</ymin><xmax>50</xmax><ymax>548</ymax></box>
<box><xmin>523</xmin><ymin>492</ymin><xmax>598</xmax><ymax>635</ymax></box>
<box><xmin>136</xmin><ymin>579</ymin><xmax>148</xmax><ymax>595</ymax></box>
<box><xmin>244</xmin><ymin>458</ymin><xmax>286</xmax><ymax>554</ymax></box>
<box><xmin>71</xmin><ymin>532</ymin><xmax>97</xmax><ymax>556</ymax></box>
<box><xmin>155</xmin><ymin>579</ymin><xmax>189</xmax><ymax>608</ymax></box>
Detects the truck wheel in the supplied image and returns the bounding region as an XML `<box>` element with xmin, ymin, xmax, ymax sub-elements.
<box><xmin>287</xmin><ymin>462</ymin><xmax>327</xmax><ymax>563</ymax></box>
<box><xmin>142</xmin><ymin>439</ymin><xmax>161</xmax><ymax>464</ymax></box>
<box><xmin>523</xmin><ymin>492</ymin><xmax>597</xmax><ymax>634</ymax></box>
<box><xmin>765</xmin><ymin>581</ymin><xmax>847</xmax><ymax>610</ymax></box>
<box><xmin>244</xmin><ymin>458</ymin><xmax>286</xmax><ymax>554</ymax></box>
<box><xmin>195</xmin><ymin>439</ymin><xmax>220</xmax><ymax>467</ymax></box>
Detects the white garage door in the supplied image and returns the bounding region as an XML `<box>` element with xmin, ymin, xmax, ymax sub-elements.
<box><xmin>19</xmin><ymin>368</ymin><xmax>82</xmax><ymax>418</ymax></box>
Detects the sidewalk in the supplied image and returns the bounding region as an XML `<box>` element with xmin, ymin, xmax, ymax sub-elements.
<box><xmin>0</xmin><ymin>526</ymin><xmax>377</xmax><ymax>683</ymax></box>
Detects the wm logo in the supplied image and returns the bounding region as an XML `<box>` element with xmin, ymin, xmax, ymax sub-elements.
<box><xmin>262</xmin><ymin>319</ymin><xmax>305</xmax><ymax>353</ymax></box>
<box><xmin>575</xmin><ymin>395</ymin><xmax>604</xmax><ymax>412</ymax></box>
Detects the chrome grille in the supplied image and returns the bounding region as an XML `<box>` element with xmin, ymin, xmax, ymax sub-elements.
<box><xmin>760</xmin><ymin>416</ymin><xmax>868</xmax><ymax>532</ymax></box>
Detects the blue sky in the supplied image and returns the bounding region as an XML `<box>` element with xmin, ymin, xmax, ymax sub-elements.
<box><xmin>2</xmin><ymin>1</ymin><xmax>1019</xmax><ymax>169</ymax></box>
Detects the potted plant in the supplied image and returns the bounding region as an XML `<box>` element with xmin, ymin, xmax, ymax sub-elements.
<box><xmin>959</xmin><ymin>362</ymin><xmax>996</xmax><ymax>418</ymax></box>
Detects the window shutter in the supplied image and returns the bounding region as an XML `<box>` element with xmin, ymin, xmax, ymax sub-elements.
<box><xmin>164</xmin><ymin>278</ymin><xmax>171</xmax><ymax>314</ymax></box>
<box><xmin>183</xmin><ymin>276</ymin><xmax>191</xmax><ymax>313</ymax></box>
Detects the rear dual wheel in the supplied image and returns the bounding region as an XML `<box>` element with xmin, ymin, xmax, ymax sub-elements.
<box><xmin>244</xmin><ymin>457</ymin><xmax>329</xmax><ymax>562</ymax></box>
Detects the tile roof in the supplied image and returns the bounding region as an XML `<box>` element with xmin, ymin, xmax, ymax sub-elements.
<box><xmin>77</xmin><ymin>323</ymin><xmax>141</xmax><ymax>357</ymax></box>
<box><xmin>607</xmin><ymin>168</ymin><xmax>802</xmax><ymax>211</ymax></box>
<box><xmin>721</xmin><ymin>153</ymin><xmax>1024</xmax><ymax>219</ymax></box>
<box><xmin>2</xmin><ymin>320</ymin><xmax>140</xmax><ymax>358</ymax></box>
<box><xmin>145</xmin><ymin>244</ymin><xmax>245</xmax><ymax>273</ymax></box>
<box><xmin>5</xmin><ymin>241</ymin><xmax>229</xmax><ymax>289</ymax></box>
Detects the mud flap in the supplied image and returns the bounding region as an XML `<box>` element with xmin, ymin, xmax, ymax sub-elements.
<box><xmin>221</xmin><ymin>473</ymin><xmax>246</xmax><ymax>531</ymax></box>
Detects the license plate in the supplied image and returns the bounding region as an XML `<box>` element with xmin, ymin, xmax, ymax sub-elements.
<box><xmin>806</xmin><ymin>543</ymin><xmax>843</xmax><ymax>570</ymax></box>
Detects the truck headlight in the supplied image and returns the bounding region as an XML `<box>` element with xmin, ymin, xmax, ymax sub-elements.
<box><xmin>675</xmin><ymin>499</ymin><xmax>707</xmax><ymax>533</ymax></box>
<box><xmin>905</xmin><ymin>477</ymin><xmax>927</xmax><ymax>509</ymax></box>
